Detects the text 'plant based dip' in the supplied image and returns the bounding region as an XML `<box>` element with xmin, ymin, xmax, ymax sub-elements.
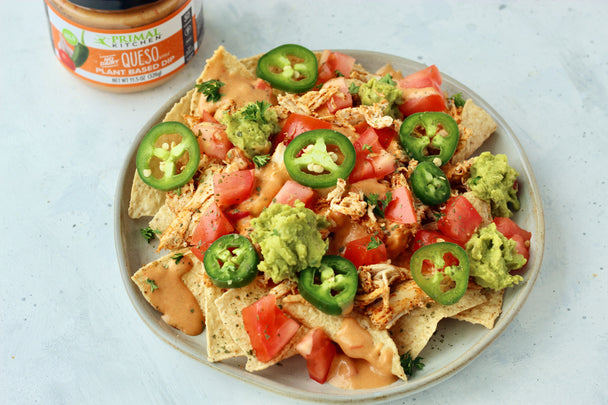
<box><xmin>44</xmin><ymin>0</ymin><xmax>203</xmax><ymax>92</ymax></box>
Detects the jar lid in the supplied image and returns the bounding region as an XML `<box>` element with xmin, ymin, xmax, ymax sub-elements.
<box><xmin>68</xmin><ymin>0</ymin><xmax>160</xmax><ymax>11</ymax></box>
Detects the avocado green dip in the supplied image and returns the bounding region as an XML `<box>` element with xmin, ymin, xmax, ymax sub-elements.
<box><xmin>468</xmin><ymin>152</ymin><xmax>520</xmax><ymax>218</ymax></box>
<box><xmin>221</xmin><ymin>101</ymin><xmax>280</xmax><ymax>158</ymax></box>
<box><xmin>359</xmin><ymin>74</ymin><xmax>403</xmax><ymax>118</ymax></box>
<box><xmin>465</xmin><ymin>222</ymin><xmax>526</xmax><ymax>290</ymax></box>
<box><xmin>250</xmin><ymin>201</ymin><xmax>330</xmax><ymax>283</ymax></box>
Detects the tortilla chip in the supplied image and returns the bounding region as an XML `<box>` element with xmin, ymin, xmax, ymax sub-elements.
<box><xmin>451</xmin><ymin>288</ymin><xmax>504</xmax><ymax>329</ymax></box>
<box><xmin>213</xmin><ymin>278</ymin><xmax>305</xmax><ymax>372</ymax></box>
<box><xmin>147</xmin><ymin>203</ymin><xmax>176</xmax><ymax>233</ymax></box>
<box><xmin>389</xmin><ymin>288</ymin><xmax>487</xmax><ymax>358</ymax></box>
<box><xmin>282</xmin><ymin>294</ymin><xmax>407</xmax><ymax>382</ymax></box>
<box><xmin>201</xmin><ymin>271</ymin><xmax>245</xmax><ymax>362</ymax></box>
<box><xmin>131</xmin><ymin>249</ymin><xmax>206</xmax><ymax>328</ymax></box>
<box><xmin>450</xmin><ymin>99</ymin><xmax>497</xmax><ymax>163</ymax></box>
<box><xmin>127</xmin><ymin>90</ymin><xmax>196</xmax><ymax>219</ymax></box>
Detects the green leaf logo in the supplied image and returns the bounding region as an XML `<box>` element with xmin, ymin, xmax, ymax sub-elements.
<box><xmin>62</xmin><ymin>29</ymin><xmax>78</xmax><ymax>46</ymax></box>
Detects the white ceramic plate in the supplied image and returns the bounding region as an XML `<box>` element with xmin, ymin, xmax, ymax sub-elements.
<box><xmin>114</xmin><ymin>50</ymin><xmax>545</xmax><ymax>403</ymax></box>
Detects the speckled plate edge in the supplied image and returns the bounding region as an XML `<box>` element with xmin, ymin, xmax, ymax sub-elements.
<box><xmin>114</xmin><ymin>49</ymin><xmax>545</xmax><ymax>403</ymax></box>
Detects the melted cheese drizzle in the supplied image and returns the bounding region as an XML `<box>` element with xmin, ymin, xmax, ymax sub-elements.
<box><xmin>327</xmin><ymin>318</ymin><xmax>397</xmax><ymax>389</ymax></box>
<box><xmin>141</xmin><ymin>255</ymin><xmax>204</xmax><ymax>336</ymax></box>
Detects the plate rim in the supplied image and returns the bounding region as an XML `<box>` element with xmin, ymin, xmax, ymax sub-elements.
<box><xmin>114</xmin><ymin>49</ymin><xmax>545</xmax><ymax>403</ymax></box>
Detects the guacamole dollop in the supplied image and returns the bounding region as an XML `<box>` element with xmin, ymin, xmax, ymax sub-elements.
<box><xmin>250</xmin><ymin>202</ymin><xmax>330</xmax><ymax>283</ymax></box>
<box><xmin>468</xmin><ymin>152</ymin><xmax>520</xmax><ymax>218</ymax></box>
<box><xmin>359</xmin><ymin>74</ymin><xmax>403</xmax><ymax>118</ymax></box>
<box><xmin>221</xmin><ymin>101</ymin><xmax>279</xmax><ymax>158</ymax></box>
<box><xmin>465</xmin><ymin>223</ymin><xmax>526</xmax><ymax>290</ymax></box>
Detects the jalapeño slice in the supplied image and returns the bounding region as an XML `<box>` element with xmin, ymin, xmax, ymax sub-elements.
<box><xmin>298</xmin><ymin>255</ymin><xmax>358</xmax><ymax>316</ymax></box>
<box><xmin>136</xmin><ymin>121</ymin><xmax>200</xmax><ymax>191</ymax></box>
<box><xmin>399</xmin><ymin>112</ymin><xmax>459</xmax><ymax>166</ymax></box>
<box><xmin>203</xmin><ymin>234</ymin><xmax>259</xmax><ymax>289</ymax></box>
<box><xmin>256</xmin><ymin>44</ymin><xmax>318</xmax><ymax>93</ymax></box>
<box><xmin>411</xmin><ymin>161</ymin><xmax>451</xmax><ymax>205</ymax></box>
<box><xmin>283</xmin><ymin>129</ymin><xmax>356</xmax><ymax>189</ymax></box>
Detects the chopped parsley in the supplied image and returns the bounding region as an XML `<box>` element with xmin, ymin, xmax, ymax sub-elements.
<box><xmin>171</xmin><ymin>253</ymin><xmax>185</xmax><ymax>264</ymax></box>
<box><xmin>364</xmin><ymin>192</ymin><xmax>393</xmax><ymax>218</ymax></box>
<box><xmin>379</xmin><ymin>73</ymin><xmax>397</xmax><ymax>86</ymax></box>
<box><xmin>145</xmin><ymin>278</ymin><xmax>158</xmax><ymax>292</ymax></box>
<box><xmin>348</xmin><ymin>82</ymin><xmax>360</xmax><ymax>94</ymax></box>
<box><xmin>400</xmin><ymin>351</ymin><xmax>425</xmax><ymax>377</ymax></box>
<box><xmin>253</xmin><ymin>154</ymin><xmax>271</xmax><ymax>168</ymax></box>
<box><xmin>242</xmin><ymin>101</ymin><xmax>271</xmax><ymax>124</ymax></box>
<box><xmin>140</xmin><ymin>227</ymin><xmax>161</xmax><ymax>243</ymax></box>
<box><xmin>195</xmin><ymin>79</ymin><xmax>225</xmax><ymax>103</ymax></box>
<box><xmin>366</xmin><ymin>235</ymin><xmax>383</xmax><ymax>250</ymax></box>
<box><xmin>449</xmin><ymin>92</ymin><xmax>466</xmax><ymax>108</ymax></box>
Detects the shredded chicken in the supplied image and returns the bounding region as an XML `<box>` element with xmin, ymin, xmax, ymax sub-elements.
<box><xmin>326</xmin><ymin>179</ymin><xmax>367</xmax><ymax>220</ymax></box>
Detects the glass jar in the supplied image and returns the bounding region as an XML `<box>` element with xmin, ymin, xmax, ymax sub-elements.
<box><xmin>44</xmin><ymin>0</ymin><xmax>204</xmax><ymax>92</ymax></box>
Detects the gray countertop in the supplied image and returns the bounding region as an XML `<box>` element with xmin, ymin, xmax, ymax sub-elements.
<box><xmin>2</xmin><ymin>1</ymin><xmax>606</xmax><ymax>404</ymax></box>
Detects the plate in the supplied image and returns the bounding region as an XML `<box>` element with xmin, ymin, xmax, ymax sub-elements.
<box><xmin>114</xmin><ymin>50</ymin><xmax>545</xmax><ymax>403</ymax></box>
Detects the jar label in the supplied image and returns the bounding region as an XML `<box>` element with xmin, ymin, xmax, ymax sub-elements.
<box><xmin>45</xmin><ymin>0</ymin><xmax>201</xmax><ymax>89</ymax></box>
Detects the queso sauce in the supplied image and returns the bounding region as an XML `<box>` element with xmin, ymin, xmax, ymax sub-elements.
<box><xmin>327</xmin><ymin>317</ymin><xmax>397</xmax><ymax>389</ymax></box>
<box><xmin>140</xmin><ymin>254</ymin><xmax>204</xmax><ymax>335</ymax></box>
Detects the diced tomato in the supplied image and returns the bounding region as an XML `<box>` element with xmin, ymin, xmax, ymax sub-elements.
<box><xmin>200</xmin><ymin>110</ymin><xmax>219</xmax><ymax>124</ymax></box>
<box><xmin>397</xmin><ymin>65</ymin><xmax>447</xmax><ymax>116</ymax></box>
<box><xmin>349</xmin><ymin>127</ymin><xmax>396</xmax><ymax>182</ymax></box>
<box><xmin>242</xmin><ymin>295</ymin><xmax>300</xmax><ymax>363</ymax></box>
<box><xmin>411</xmin><ymin>229</ymin><xmax>460</xmax><ymax>252</ymax></box>
<box><xmin>223</xmin><ymin>208</ymin><xmax>250</xmax><ymax>224</ymax></box>
<box><xmin>317</xmin><ymin>50</ymin><xmax>356</xmax><ymax>84</ymax></box>
<box><xmin>190</xmin><ymin>202</ymin><xmax>235</xmax><ymax>261</ymax></box>
<box><xmin>354</xmin><ymin>123</ymin><xmax>397</xmax><ymax>150</ymax></box>
<box><xmin>494</xmin><ymin>217</ymin><xmax>532</xmax><ymax>264</ymax></box>
<box><xmin>437</xmin><ymin>195</ymin><xmax>483</xmax><ymax>245</ymax></box>
<box><xmin>296</xmin><ymin>328</ymin><xmax>337</xmax><ymax>384</ymax></box>
<box><xmin>272</xmin><ymin>180</ymin><xmax>316</xmax><ymax>208</ymax></box>
<box><xmin>384</xmin><ymin>185</ymin><xmax>417</xmax><ymax>224</ymax></box>
<box><xmin>325</xmin><ymin>77</ymin><xmax>353</xmax><ymax>114</ymax></box>
<box><xmin>213</xmin><ymin>169</ymin><xmax>255</xmax><ymax>209</ymax></box>
<box><xmin>342</xmin><ymin>234</ymin><xmax>388</xmax><ymax>268</ymax></box>
<box><xmin>193</xmin><ymin>122</ymin><xmax>233</xmax><ymax>161</ymax></box>
<box><xmin>275</xmin><ymin>113</ymin><xmax>332</xmax><ymax>146</ymax></box>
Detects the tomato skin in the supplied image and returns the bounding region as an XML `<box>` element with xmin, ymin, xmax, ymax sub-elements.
<box><xmin>275</xmin><ymin>113</ymin><xmax>332</xmax><ymax>146</ymax></box>
<box><xmin>349</xmin><ymin>127</ymin><xmax>396</xmax><ymax>182</ymax></box>
<box><xmin>325</xmin><ymin>77</ymin><xmax>353</xmax><ymax>114</ymax></box>
<box><xmin>342</xmin><ymin>234</ymin><xmax>388</xmax><ymax>268</ymax></box>
<box><xmin>437</xmin><ymin>196</ymin><xmax>483</xmax><ymax>245</ymax></box>
<box><xmin>411</xmin><ymin>229</ymin><xmax>460</xmax><ymax>252</ymax></box>
<box><xmin>193</xmin><ymin>123</ymin><xmax>233</xmax><ymax>161</ymax></box>
<box><xmin>384</xmin><ymin>185</ymin><xmax>417</xmax><ymax>224</ymax></box>
<box><xmin>296</xmin><ymin>328</ymin><xmax>337</xmax><ymax>384</ymax></box>
<box><xmin>272</xmin><ymin>180</ymin><xmax>316</xmax><ymax>208</ymax></box>
<box><xmin>242</xmin><ymin>295</ymin><xmax>300</xmax><ymax>363</ymax></box>
<box><xmin>317</xmin><ymin>50</ymin><xmax>356</xmax><ymax>84</ymax></box>
<box><xmin>397</xmin><ymin>65</ymin><xmax>447</xmax><ymax>116</ymax></box>
<box><xmin>493</xmin><ymin>217</ymin><xmax>531</xmax><ymax>264</ymax></box>
<box><xmin>189</xmin><ymin>202</ymin><xmax>235</xmax><ymax>261</ymax></box>
<box><xmin>213</xmin><ymin>169</ymin><xmax>256</xmax><ymax>208</ymax></box>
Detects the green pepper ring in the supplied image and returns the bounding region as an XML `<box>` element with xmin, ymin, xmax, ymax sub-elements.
<box><xmin>284</xmin><ymin>129</ymin><xmax>356</xmax><ymax>189</ymax></box>
<box><xmin>256</xmin><ymin>44</ymin><xmax>318</xmax><ymax>93</ymax></box>
<box><xmin>136</xmin><ymin>121</ymin><xmax>200</xmax><ymax>191</ymax></box>
<box><xmin>203</xmin><ymin>234</ymin><xmax>259</xmax><ymax>289</ymax></box>
<box><xmin>411</xmin><ymin>161</ymin><xmax>451</xmax><ymax>205</ymax></box>
<box><xmin>410</xmin><ymin>242</ymin><xmax>469</xmax><ymax>305</ymax></box>
<box><xmin>298</xmin><ymin>255</ymin><xmax>358</xmax><ymax>316</ymax></box>
<box><xmin>399</xmin><ymin>111</ymin><xmax>460</xmax><ymax>166</ymax></box>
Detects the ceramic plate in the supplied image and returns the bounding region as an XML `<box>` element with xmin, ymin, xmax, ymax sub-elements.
<box><xmin>114</xmin><ymin>50</ymin><xmax>545</xmax><ymax>403</ymax></box>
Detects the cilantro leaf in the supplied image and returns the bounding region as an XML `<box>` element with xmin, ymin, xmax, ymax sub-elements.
<box><xmin>140</xmin><ymin>227</ymin><xmax>161</xmax><ymax>243</ymax></box>
<box><xmin>195</xmin><ymin>79</ymin><xmax>225</xmax><ymax>103</ymax></box>
<box><xmin>253</xmin><ymin>154</ymin><xmax>271</xmax><ymax>168</ymax></box>
<box><xmin>242</xmin><ymin>101</ymin><xmax>271</xmax><ymax>124</ymax></box>
<box><xmin>364</xmin><ymin>192</ymin><xmax>392</xmax><ymax>218</ymax></box>
<box><xmin>379</xmin><ymin>73</ymin><xmax>397</xmax><ymax>86</ymax></box>
<box><xmin>449</xmin><ymin>92</ymin><xmax>466</xmax><ymax>108</ymax></box>
<box><xmin>145</xmin><ymin>278</ymin><xmax>158</xmax><ymax>292</ymax></box>
<box><xmin>348</xmin><ymin>82</ymin><xmax>360</xmax><ymax>94</ymax></box>
<box><xmin>367</xmin><ymin>235</ymin><xmax>383</xmax><ymax>250</ymax></box>
<box><xmin>400</xmin><ymin>351</ymin><xmax>425</xmax><ymax>377</ymax></box>
<box><xmin>171</xmin><ymin>253</ymin><xmax>185</xmax><ymax>264</ymax></box>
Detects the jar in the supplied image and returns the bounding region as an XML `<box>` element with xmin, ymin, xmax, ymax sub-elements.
<box><xmin>44</xmin><ymin>0</ymin><xmax>204</xmax><ymax>93</ymax></box>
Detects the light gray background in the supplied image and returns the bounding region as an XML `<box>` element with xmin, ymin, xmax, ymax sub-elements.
<box><xmin>2</xmin><ymin>1</ymin><xmax>606</xmax><ymax>404</ymax></box>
